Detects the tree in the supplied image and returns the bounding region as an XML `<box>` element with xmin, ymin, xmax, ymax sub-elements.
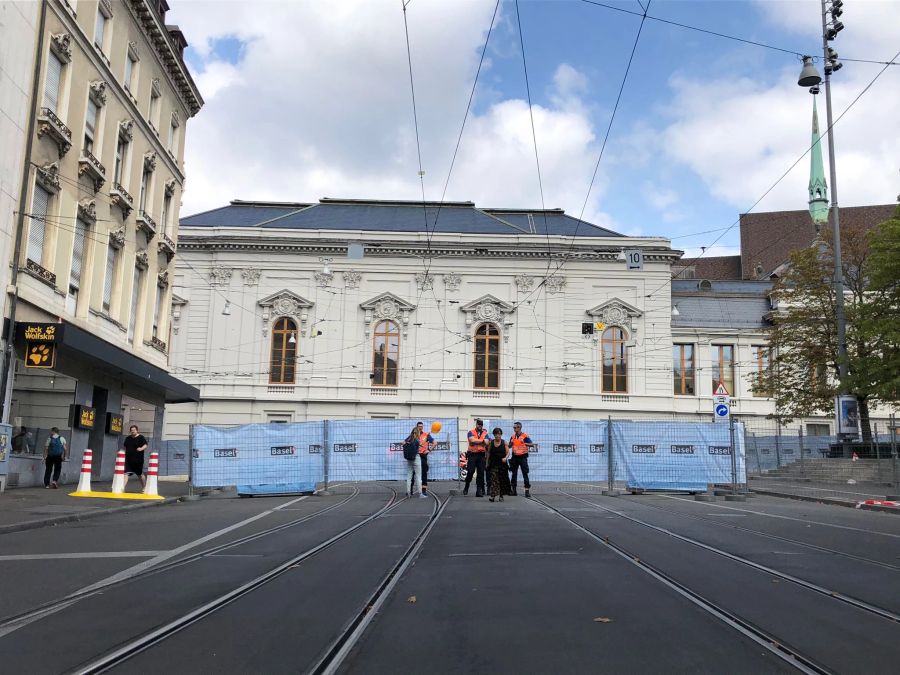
<box><xmin>752</xmin><ymin>211</ymin><xmax>900</xmax><ymax>439</ymax></box>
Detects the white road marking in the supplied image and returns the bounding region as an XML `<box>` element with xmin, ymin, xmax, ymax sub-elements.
<box><xmin>448</xmin><ymin>551</ymin><xmax>579</xmax><ymax>557</ymax></box>
<box><xmin>273</xmin><ymin>496</ymin><xmax>308</xmax><ymax>511</ymax></box>
<box><xmin>0</xmin><ymin>551</ymin><xmax>163</xmax><ymax>561</ymax></box>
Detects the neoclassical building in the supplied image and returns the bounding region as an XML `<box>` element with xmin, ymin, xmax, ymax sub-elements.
<box><xmin>164</xmin><ymin>198</ymin><xmax>791</xmax><ymax>438</ymax></box>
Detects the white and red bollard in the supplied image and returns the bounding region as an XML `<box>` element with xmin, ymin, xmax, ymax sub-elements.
<box><xmin>74</xmin><ymin>449</ymin><xmax>93</xmax><ymax>493</ymax></box>
<box><xmin>144</xmin><ymin>452</ymin><xmax>160</xmax><ymax>496</ymax></box>
<box><xmin>111</xmin><ymin>449</ymin><xmax>126</xmax><ymax>493</ymax></box>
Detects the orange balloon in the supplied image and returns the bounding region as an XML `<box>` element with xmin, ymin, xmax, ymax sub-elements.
<box><xmin>431</xmin><ymin>421</ymin><xmax>442</xmax><ymax>434</ymax></box>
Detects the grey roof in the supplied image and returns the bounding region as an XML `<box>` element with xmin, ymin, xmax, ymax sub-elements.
<box><xmin>180</xmin><ymin>198</ymin><xmax>622</xmax><ymax>237</ymax></box>
<box><xmin>672</xmin><ymin>279</ymin><xmax>773</xmax><ymax>329</ymax></box>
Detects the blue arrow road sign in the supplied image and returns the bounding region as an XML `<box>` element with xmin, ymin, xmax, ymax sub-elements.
<box><xmin>714</xmin><ymin>403</ymin><xmax>730</xmax><ymax>418</ymax></box>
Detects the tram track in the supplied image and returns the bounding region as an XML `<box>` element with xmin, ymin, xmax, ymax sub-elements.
<box><xmin>73</xmin><ymin>491</ymin><xmax>449</xmax><ymax>674</ymax></box>
<box><xmin>0</xmin><ymin>487</ymin><xmax>365</xmax><ymax>636</ymax></box>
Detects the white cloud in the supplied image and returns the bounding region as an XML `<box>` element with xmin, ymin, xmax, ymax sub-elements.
<box><xmin>169</xmin><ymin>0</ymin><xmax>614</xmax><ymax>227</ymax></box>
<box><xmin>682</xmin><ymin>244</ymin><xmax>741</xmax><ymax>259</ymax></box>
<box><xmin>643</xmin><ymin>182</ymin><xmax>679</xmax><ymax>210</ymax></box>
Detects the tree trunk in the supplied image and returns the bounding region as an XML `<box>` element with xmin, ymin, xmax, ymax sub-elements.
<box><xmin>858</xmin><ymin>396</ymin><xmax>872</xmax><ymax>442</ymax></box>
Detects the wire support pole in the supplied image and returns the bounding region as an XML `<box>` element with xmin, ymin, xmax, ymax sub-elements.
<box><xmin>820</xmin><ymin>0</ymin><xmax>848</xmax><ymax>394</ymax></box>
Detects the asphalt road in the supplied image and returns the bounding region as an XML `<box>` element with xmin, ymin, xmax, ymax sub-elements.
<box><xmin>0</xmin><ymin>484</ymin><xmax>898</xmax><ymax>673</ymax></box>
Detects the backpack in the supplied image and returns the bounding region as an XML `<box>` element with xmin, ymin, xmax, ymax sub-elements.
<box><xmin>402</xmin><ymin>437</ymin><xmax>419</xmax><ymax>461</ymax></box>
<box><xmin>47</xmin><ymin>435</ymin><xmax>64</xmax><ymax>458</ymax></box>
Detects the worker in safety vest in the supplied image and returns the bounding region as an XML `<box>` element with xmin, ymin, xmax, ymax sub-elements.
<box><xmin>464</xmin><ymin>418</ymin><xmax>488</xmax><ymax>497</ymax></box>
<box><xmin>508</xmin><ymin>422</ymin><xmax>535</xmax><ymax>497</ymax></box>
<box><xmin>415</xmin><ymin>421</ymin><xmax>435</xmax><ymax>496</ymax></box>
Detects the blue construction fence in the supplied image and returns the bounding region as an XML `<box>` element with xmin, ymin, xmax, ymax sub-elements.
<box><xmin>189</xmin><ymin>418</ymin><xmax>745</xmax><ymax>493</ymax></box>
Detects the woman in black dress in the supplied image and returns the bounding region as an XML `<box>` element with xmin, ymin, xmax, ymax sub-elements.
<box><xmin>486</xmin><ymin>427</ymin><xmax>511</xmax><ymax>502</ymax></box>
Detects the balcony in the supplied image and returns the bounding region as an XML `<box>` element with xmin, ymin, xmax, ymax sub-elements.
<box><xmin>136</xmin><ymin>211</ymin><xmax>157</xmax><ymax>240</ymax></box>
<box><xmin>110</xmin><ymin>183</ymin><xmax>134</xmax><ymax>218</ymax></box>
<box><xmin>24</xmin><ymin>259</ymin><xmax>56</xmax><ymax>287</ymax></box>
<box><xmin>37</xmin><ymin>108</ymin><xmax>72</xmax><ymax>156</ymax></box>
<box><xmin>158</xmin><ymin>232</ymin><xmax>176</xmax><ymax>260</ymax></box>
<box><xmin>78</xmin><ymin>149</ymin><xmax>106</xmax><ymax>192</ymax></box>
<box><xmin>149</xmin><ymin>336</ymin><xmax>167</xmax><ymax>353</ymax></box>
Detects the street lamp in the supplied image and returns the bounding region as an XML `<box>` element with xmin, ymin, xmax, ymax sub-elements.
<box><xmin>797</xmin><ymin>0</ymin><xmax>851</xmax><ymax>440</ymax></box>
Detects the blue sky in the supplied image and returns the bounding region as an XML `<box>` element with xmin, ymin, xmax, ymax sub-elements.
<box><xmin>169</xmin><ymin>0</ymin><xmax>900</xmax><ymax>257</ymax></box>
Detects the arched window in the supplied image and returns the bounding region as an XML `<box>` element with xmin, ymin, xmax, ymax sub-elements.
<box><xmin>372</xmin><ymin>320</ymin><xmax>400</xmax><ymax>386</ymax></box>
<box><xmin>474</xmin><ymin>323</ymin><xmax>500</xmax><ymax>389</ymax></box>
<box><xmin>602</xmin><ymin>326</ymin><xmax>627</xmax><ymax>393</ymax></box>
<box><xmin>269</xmin><ymin>317</ymin><xmax>297</xmax><ymax>384</ymax></box>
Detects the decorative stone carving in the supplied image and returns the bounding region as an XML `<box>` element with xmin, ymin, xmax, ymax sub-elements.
<box><xmin>157</xmin><ymin>270</ymin><xmax>169</xmax><ymax>288</ymax></box>
<box><xmin>127</xmin><ymin>40</ymin><xmax>140</xmax><ymax>61</ymax></box>
<box><xmin>77</xmin><ymin>198</ymin><xmax>96</xmax><ymax>224</ymax></box>
<box><xmin>360</xmin><ymin>292</ymin><xmax>416</xmax><ymax>338</ymax></box>
<box><xmin>241</xmin><ymin>268</ymin><xmax>261</xmax><ymax>286</ymax></box>
<box><xmin>109</xmin><ymin>226</ymin><xmax>126</xmax><ymax>249</ymax></box>
<box><xmin>37</xmin><ymin>108</ymin><xmax>72</xmax><ymax>156</ymax></box>
<box><xmin>514</xmin><ymin>274</ymin><xmax>535</xmax><ymax>291</ymax></box>
<box><xmin>50</xmin><ymin>33</ymin><xmax>72</xmax><ymax>62</ymax></box>
<box><xmin>586</xmin><ymin>299</ymin><xmax>643</xmax><ymax>336</ymax></box>
<box><xmin>314</xmin><ymin>270</ymin><xmax>334</xmax><ymax>288</ymax></box>
<box><xmin>415</xmin><ymin>273</ymin><xmax>435</xmax><ymax>291</ymax></box>
<box><xmin>171</xmin><ymin>111</ymin><xmax>181</xmax><ymax>129</ymax></box>
<box><xmin>135</xmin><ymin>250</ymin><xmax>149</xmax><ymax>270</ymax></box>
<box><xmin>151</xmin><ymin>77</ymin><xmax>161</xmax><ymax>97</ymax></box>
<box><xmin>342</xmin><ymin>270</ymin><xmax>362</xmax><ymax>289</ymax></box>
<box><xmin>164</xmin><ymin>177</ymin><xmax>177</xmax><ymax>196</ymax></box>
<box><xmin>258</xmin><ymin>290</ymin><xmax>314</xmax><ymax>337</ymax></box>
<box><xmin>118</xmin><ymin>119</ymin><xmax>134</xmax><ymax>142</ymax></box>
<box><xmin>459</xmin><ymin>295</ymin><xmax>515</xmax><ymax>341</ymax></box>
<box><xmin>143</xmin><ymin>151</ymin><xmax>157</xmax><ymax>172</ymax></box>
<box><xmin>209</xmin><ymin>265</ymin><xmax>232</xmax><ymax>286</ymax></box>
<box><xmin>98</xmin><ymin>0</ymin><xmax>113</xmax><ymax>18</ymax></box>
<box><xmin>544</xmin><ymin>275</ymin><xmax>566</xmax><ymax>295</ymax></box>
<box><xmin>89</xmin><ymin>80</ymin><xmax>108</xmax><ymax>106</ymax></box>
<box><xmin>443</xmin><ymin>272</ymin><xmax>461</xmax><ymax>291</ymax></box>
<box><xmin>35</xmin><ymin>162</ymin><xmax>61</xmax><ymax>193</ymax></box>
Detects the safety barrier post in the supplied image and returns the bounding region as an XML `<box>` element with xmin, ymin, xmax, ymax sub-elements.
<box><xmin>602</xmin><ymin>416</ymin><xmax>617</xmax><ymax>496</ymax></box>
<box><xmin>72</xmin><ymin>449</ymin><xmax>93</xmax><ymax>494</ymax></box>
<box><xmin>322</xmin><ymin>419</ymin><xmax>330</xmax><ymax>494</ymax></box>
<box><xmin>185</xmin><ymin>423</ymin><xmax>199</xmax><ymax>501</ymax></box>
<box><xmin>891</xmin><ymin>415</ymin><xmax>898</xmax><ymax>490</ymax></box>
<box><xmin>111</xmin><ymin>449</ymin><xmax>126</xmax><ymax>493</ymax></box>
<box><xmin>724</xmin><ymin>414</ymin><xmax>744</xmax><ymax>501</ymax></box>
<box><xmin>144</xmin><ymin>451</ymin><xmax>160</xmax><ymax>496</ymax></box>
<box><xmin>774</xmin><ymin>418</ymin><xmax>783</xmax><ymax>468</ymax></box>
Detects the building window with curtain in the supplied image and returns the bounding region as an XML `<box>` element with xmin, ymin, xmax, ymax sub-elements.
<box><xmin>751</xmin><ymin>345</ymin><xmax>772</xmax><ymax>397</ymax></box>
<box><xmin>94</xmin><ymin>7</ymin><xmax>107</xmax><ymax>50</ymax></box>
<box><xmin>113</xmin><ymin>137</ymin><xmax>127</xmax><ymax>184</ymax></box>
<box><xmin>27</xmin><ymin>184</ymin><xmax>51</xmax><ymax>266</ymax></box>
<box><xmin>269</xmin><ymin>317</ymin><xmax>297</xmax><ymax>384</ymax></box>
<box><xmin>139</xmin><ymin>168</ymin><xmax>151</xmax><ymax>212</ymax></box>
<box><xmin>372</xmin><ymin>320</ymin><xmax>399</xmax><ymax>386</ymax></box>
<box><xmin>68</xmin><ymin>217</ymin><xmax>88</xmax><ymax>309</ymax></box>
<box><xmin>474</xmin><ymin>323</ymin><xmax>500</xmax><ymax>389</ymax></box>
<box><xmin>128</xmin><ymin>265</ymin><xmax>143</xmax><ymax>343</ymax></box>
<box><xmin>673</xmin><ymin>344</ymin><xmax>695</xmax><ymax>396</ymax></box>
<box><xmin>124</xmin><ymin>53</ymin><xmax>137</xmax><ymax>91</ymax></box>
<box><xmin>44</xmin><ymin>52</ymin><xmax>63</xmax><ymax>113</ymax></box>
<box><xmin>602</xmin><ymin>327</ymin><xmax>627</xmax><ymax>393</ymax></box>
<box><xmin>152</xmin><ymin>283</ymin><xmax>163</xmax><ymax>338</ymax></box>
<box><xmin>84</xmin><ymin>99</ymin><xmax>98</xmax><ymax>153</ymax></box>
<box><xmin>711</xmin><ymin>344</ymin><xmax>735</xmax><ymax>396</ymax></box>
<box><xmin>103</xmin><ymin>241</ymin><xmax>118</xmax><ymax>312</ymax></box>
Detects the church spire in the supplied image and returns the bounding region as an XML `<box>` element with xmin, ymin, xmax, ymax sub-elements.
<box><xmin>808</xmin><ymin>96</ymin><xmax>829</xmax><ymax>226</ymax></box>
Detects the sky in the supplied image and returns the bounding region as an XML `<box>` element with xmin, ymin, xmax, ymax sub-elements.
<box><xmin>166</xmin><ymin>0</ymin><xmax>900</xmax><ymax>257</ymax></box>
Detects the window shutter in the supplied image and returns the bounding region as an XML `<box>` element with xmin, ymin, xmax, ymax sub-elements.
<box><xmin>85</xmin><ymin>100</ymin><xmax>98</xmax><ymax>144</ymax></box>
<box><xmin>70</xmin><ymin>218</ymin><xmax>88</xmax><ymax>290</ymax></box>
<box><xmin>28</xmin><ymin>185</ymin><xmax>50</xmax><ymax>263</ymax></box>
<box><xmin>44</xmin><ymin>53</ymin><xmax>63</xmax><ymax>112</ymax></box>
<box><xmin>94</xmin><ymin>11</ymin><xmax>105</xmax><ymax>47</ymax></box>
<box><xmin>129</xmin><ymin>266</ymin><xmax>142</xmax><ymax>339</ymax></box>
<box><xmin>124</xmin><ymin>57</ymin><xmax>133</xmax><ymax>90</ymax></box>
<box><xmin>103</xmin><ymin>243</ymin><xmax>117</xmax><ymax>310</ymax></box>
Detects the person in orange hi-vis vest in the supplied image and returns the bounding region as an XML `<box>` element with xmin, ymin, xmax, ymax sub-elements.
<box><xmin>415</xmin><ymin>421</ymin><xmax>435</xmax><ymax>497</ymax></box>
<box><xmin>464</xmin><ymin>418</ymin><xmax>488</xmax><ymax>497</ymax></box>
<box><xmin>508</xmin><ymin>422</ymin><xmax>535</xmax><ymax>497</ymax></box>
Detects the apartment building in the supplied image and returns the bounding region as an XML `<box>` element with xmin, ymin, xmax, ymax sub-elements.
<box><xmin>1</xmin><ymin>0</ymin><xmax>202</xmax><ymax>487</ymax></box>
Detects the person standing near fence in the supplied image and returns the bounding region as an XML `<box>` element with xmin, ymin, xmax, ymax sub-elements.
<box><xmin>486</xmin><ymin>427</ymin><xmax>511</xmax><ymax>502</ymax></box>
<box><xmin>123</xmin><ymin>425</ymin><xmax>149</xmax><ymax>489</ymax></box>
<box><xmin>415</xmin><ymin>421</ymin><xmax>435</xmax><ymax>496</ymax></box>
<box><xmin>43</xmin><ymin>427</ymin><xmax>68</xmax><ymax>488</ymax></box>
<box><xmin>508</xmin><ymin>422</ymin><xmax>534</xmax><ymax>498</ymax></box>
<box><xmin>464</xmin><ymin>419</ymin><xmax>488</xmax><ymax>497</ymax></box>
<box><xmin>403</xmin><ymin>426</ymin><xmax>427</xmax><ymax>498</ymax></box>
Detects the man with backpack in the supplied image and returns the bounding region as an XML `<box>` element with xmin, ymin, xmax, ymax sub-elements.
<box><xmin>43</xmin><ymin>427</ymin><xmax>68</xmax><ymax>488</ymax></box>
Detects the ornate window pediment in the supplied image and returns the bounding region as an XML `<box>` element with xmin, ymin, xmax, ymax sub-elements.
<box><xmin>459</xmin><ymin>294</ymin><xmax>515</xmax><ymax>328</ymax></box>
<box><xmin>360</xmin><ymin>292</ymin><xmax>416</xmax><ymax>338</ymax></box>
<box><xmin>586</xmin><ymin>299</ymin><xmax>642</xmax><ymax>334</ymax></box>
<box><xmin>258</xmin><ymin>290</ymin><xmax>314</xmax><ymax>337</ymax></box>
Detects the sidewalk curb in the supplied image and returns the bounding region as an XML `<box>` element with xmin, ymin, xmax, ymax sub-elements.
<box><xmin>750</xmin><ymin>489</ymin><xmax>900</xmax><ymax>515</ymax></box>
<box><xmin>0</xmin><ymin>494</ymin><xmax>192</xmax><ymax>535</ymax></box>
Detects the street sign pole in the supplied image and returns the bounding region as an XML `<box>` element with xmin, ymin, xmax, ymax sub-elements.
<box><xmin>729</xmin><ymin>413</ymin><xmax>737</xmax><ymax>496</ymax></box>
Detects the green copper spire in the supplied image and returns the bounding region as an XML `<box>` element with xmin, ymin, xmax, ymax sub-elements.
<box><xmin>808</xmin><ymin>96</ymin><xmax>829</xmax><ymax>226</ymax></box>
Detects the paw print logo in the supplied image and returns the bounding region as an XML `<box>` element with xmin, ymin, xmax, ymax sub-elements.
<box><xmin>28</xmin><ymin>344</ymin><xmax>52</xmax><ymax>366</ymax></box>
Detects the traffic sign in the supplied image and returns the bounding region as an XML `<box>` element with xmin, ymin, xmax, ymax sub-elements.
<box><xmin>624</xmin><ymin>249</ymin><xmax>643</xmax><ymax>271</ymax></box>
<box><xmin>713</xmin><ymin>383</ymin><xmax>730</xmax><ymax>396</ymax></box>
<box><xmin>714</xmin><ymin>402</ymin><xmax>730</xmax><ymax>420</ymax></box>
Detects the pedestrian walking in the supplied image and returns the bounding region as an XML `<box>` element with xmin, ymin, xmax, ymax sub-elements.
<box><xmin>402</xmin><ymin>425</ymin><xmax>427</xmax><ymax>498</ymax></box>
<box><xmin>43</xmin><ymin>427</ymin><xmax>68</xmax><ymax>488</ymax></box>
<box><xmin>123</xmin><ymin>425</ymin><xmax>149</xmax><ymax>489</ymax></box>
<box><xmin>414</xmin><ymin>421</ymin><xmax>435</xmax><ymax>496</ymax></box>
<box><xmin>486</xmin><ymin>427</ymin><xmax>511</xmax><ymax>502</ymax></box>
<box><xmin>464</xmin><ymin>418</ymin><xmax>488</xmax><ymax>497</ymax></box>
<box><xmin>509</xmin><ymin>421</ymin><xmax>535</xmax><ymax>497</ymax></box>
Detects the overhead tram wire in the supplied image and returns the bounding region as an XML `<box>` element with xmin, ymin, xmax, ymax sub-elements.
<box><xmin>642</xmin><ymin>44</ymin><xmax>900</xmax><ymax>302</ymax></box>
